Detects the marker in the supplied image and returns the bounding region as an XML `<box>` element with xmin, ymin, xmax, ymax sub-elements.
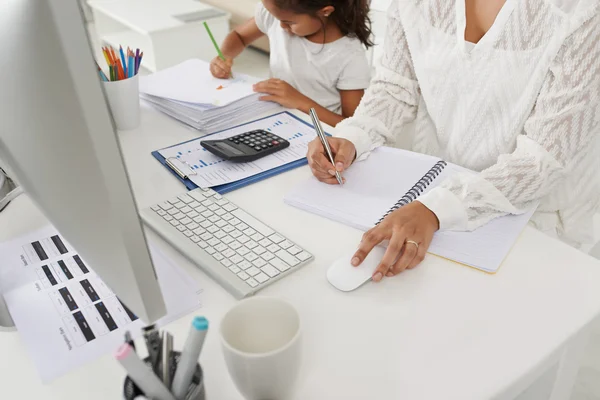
<box><xmin>162</xmin><ymin>331</ymin><xmax>174</xmax><ymax>387</ymax></box>
<box><xmin>171</xmin><ymin>317</ymin><xmax>208</xmax><ymax>399</ymax></box>
<box><xmin>115</xmin><ymin>343</ymin><xmax>176</xmax><ymax>400</ymax></box>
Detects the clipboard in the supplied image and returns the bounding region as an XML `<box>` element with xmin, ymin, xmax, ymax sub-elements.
<box><xmin>151</xmin><ymin>111</ymin><xmax>324</xmax><ymax>194</ymax></box>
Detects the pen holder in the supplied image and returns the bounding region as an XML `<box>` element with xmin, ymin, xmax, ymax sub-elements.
<box><xmin>102</xmin><ymin>74</ymin><xmax>140</xmax><ymax>131</ymax></box>
<box><xmin>123</xmin><ymin>351</ymin><xmax>205</xmax><ymax>400</ymax></box>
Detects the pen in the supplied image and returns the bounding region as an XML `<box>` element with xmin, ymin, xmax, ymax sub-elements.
<box><xmin>142</xmin><ymin>325</ymin><xmax>162</xmax><ymax>374</ymax></box>
<box><xmin>171</xmin><ymin>317</ymin><xmax>208</xmax><ymax>399</ymax></box>
<box><xmin>161</xmin><ymin>331</ymin><xmax>173</xmax><ymax>387</ymax></box>
<box><xmin>203</xmin><ymin>21</ymin><xmax>233</xmax><ymax>78</ymax></box>
<box><xmin>309</xmin><ymin>108</ymin><xmax>343</xmax><ymax>185</ymax></box>
<box><xmin>115</xmin><ymin>343</ymin><xmax>176</xmax><ymax>400</ymax></box>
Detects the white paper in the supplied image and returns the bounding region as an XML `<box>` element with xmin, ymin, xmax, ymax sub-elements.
<box><xmin>284</xmin><ymin>147</ymin><xmax>535</xmax><ymax>273</ymax></box>
<box><xmin>0</xmin><ymin>226</ymin><xmax>203</xmax><ymax>382</ymax></box>
<box><xmin>159</xmin><ymin>112</ymin><xmax>318</xmax><ymax>188</ymax></box>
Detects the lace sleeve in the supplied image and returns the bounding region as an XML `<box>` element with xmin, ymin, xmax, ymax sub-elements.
<box><xmin>420</xmin><ymin>13</ymin><xmax>600</xmax><ymax>231</ymax></box>
<box><xmin>334</xmin><ymin>2</ymin><xmax>420</xmax><ymax>160</ymax></box>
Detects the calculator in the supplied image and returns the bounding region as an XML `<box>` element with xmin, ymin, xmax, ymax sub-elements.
<box><xmin>200</xmin><ymin>130</ymin><xmax>290</xmax><ymax>162</ymax></box>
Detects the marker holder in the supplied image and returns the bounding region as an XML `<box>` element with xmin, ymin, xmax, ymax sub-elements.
<box><xmin>123</xmin><ymin>351</ymin><xmax>205</xmax><ymax>400</ymax></box>
<box><xmin>102</xmin><ymin>74</ymin><xmax>140</xmax><ymax>131</ymax></box>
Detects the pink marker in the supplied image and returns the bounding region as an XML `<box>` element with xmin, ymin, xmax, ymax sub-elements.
<box><xmin>115</xmin><ymin>343</ymin><xmax>175</xmax><ymax>400</ymax></box>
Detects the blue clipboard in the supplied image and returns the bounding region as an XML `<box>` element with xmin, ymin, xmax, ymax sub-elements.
<box><xmin>151</xmin><ymin>111</ymin><xmax>321</xmax><ymax>194</ymax></box>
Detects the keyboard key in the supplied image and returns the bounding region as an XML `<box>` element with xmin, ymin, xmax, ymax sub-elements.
<box><xmin>222</xmin><ymin>213</ymin><xmax>234</xmax><ymax>221</ymax></box>
<box><xmin>288</xmin><ymin>246</ymin><xmax>302</xmax><ymax>255</ymax></box>
<box><xmin>188</xmin><ymin>201</ymin><xmax>201</xmax><ymax>209</ymax></box>
<box><xmin>189</xmin><ymin>191</ymin><xmax>207</xmax><ymax>202</ymax></box>
<box><xmin>229</xmin><ymin>254</ymin><xmax>244</xmax><ymax>264</ymax></box>
<box><xmin>168</xmin><ymin>198</ymin><xmax>180</xmax><ymax>205</ymax></box>
<box><xmin>186</xmin><ymin>221</ymin><xmax>199</xmax><ymax>230</ymax></box>
<box><xmin>200</xmin><ymin>220</ymin><xmax>212</xmax><ymax>229</ymax></box>
<box><xmin>221</xmin><ymin>259</ymin><xmax>232</xmax><ymax>268</ymax></box>
<box><xmin>255</xmin><ymin>272</ymin><xmax>269</xmax><ymax>284</ymax></box>
<box><xmin>164</xmin><ymin>215</ymin><xmax>173</xmax><ymax>222</ymax></box>
<box><xmin>254</xmin><ymin>246</ymin><xmax>267</xmax><ymax>255</ymax></box>
<box><xmin>193</xmin><ymin>227</ymin><xmax>206</xmax><ymax>235</ymax></box>
<box><xmin>216</xmin><ymin>199</ymin><xmax>229</xmax><ymax>206</ymax></box>
<box><xmin>195</xmin><ymin>205</ymin><xmax>207</xmax><ymax>213</ymax></box>
<box><xmin>213</xmin><ymin>253</ymin><xmax>224</xmax><ymax>261</ymax></box>
<box><xmin>197</xmin><ymin>241</ymin><xmax>208</xmax><ymax>249</ymax></box>
<box><xmin>275</xmin><ymin>250</ymin><xmax>300</xmax><ymax>267</ymax></box>
<box><xmin>177</xmin><ymin>194</ymin><xmax>194</xmax><ymax>204</ymax></box>
<box><xmin>237</xmin><ymin>223</ymin><xmax>249</xmax><ymax>231</ymax></box>
<box><xmin>229</xmin><ymin>265</ymin><xmax>240</xmax><ymax>274</ymax></box>
<box><xmin>173</xmin><ymin>212</ymin><xmax>185</xmax><ymax>220</ymax></box>
<box><xmin>222</xmin><ymin>248</ymin><xmax>236</xmax><ymax>258</ymax></box>
<box><xmin>159</xmin><ymin>202</ymin><xmax>173</xmax><ymax>210</ymax></box>
<box><xmin>280</xmin><ymin>240</ymin><xmax>293</xmax><ymax>250</ymax></box>
<box><xmin>246</xmin><ymin>278</ymin><xmax>258</xmax><ymax>288</ymax></box>
<box><xmin>269</xmin><ymin>234</ymin><xmax>285</xmax><ymax>244</ymax></box>
<box><xmin>169</xmin><ymin>220</ymin><xmax>180</xmax><ymax>227</ymax></box>
<box><xmin>156</xmin><ymin>209</ymin><xmax>166</xmax><ymax>216</ymax></box>
<box><xmin>297</xmin><ymin>251</ymin><xmax>312</xmax><ymax>261</ymax></box>
<box><xmin>245</xmin><ymin>252</ymin><xmax>259</xmax><ymax>262</ymax></box>
<box><xmin>193</xmin><ymin>215</ymin><xmax>205</xmax><ymax>224</ymax></box>
<box><xmin>173</xmin><ymin>201</ymin><xmax>186</xmax><ymax>209</ymax></box>
<box><xmin>207</xmin><ymin>238</ymin><xmax>220</xmax><ymax>247</ymax></box>
<box><xmin>259</xmin><ymin>238</ymin><xmax>272</xmax><ymax>247</ymax></box>
<box><xmin>214</xmin><ymin>231</ymin><xmax>227</xmax><ymax>240</ymax></box>
<box><xmin>209</xmin><ymin>204</ymin><xmax>220</xmax><ymax>212</ymax></box>
<box><xmin>190</xmin><ymin>235</ymin><xmax>200</xmax><ymax>243</ymax></box>
<box><xmin>168</xmin><ymin>208</ymin><xmax>179</xmax><ymax>216</ymax></box>
<box><xmin>215</xmin><ymin>208</ymin><xmax>227</xmax><ymax>216</ymax></box>
<box><xmin>222</xmin><ymin>236</ymin><xmax>234</xmax><ymax>245</ymax></box>
<box><xmin>229</xmin><ymin>218</ymin><xmax>241</xmax><ymax>226</ymax></box>
<box><xmin>180</xmin><ymin>206</ymin><xmax>192</xmax><ymax>214</ymax></box>
<box><xmin>229</xmin><ymin>241</ymin><xmax>242</xmax><ymax>250</ymax></box>
<box><xmin>261</xmin><ymin>264</ymin><xmax>280</xmax><ymax>278</ymax></box>
<box><xmin>262</xmin><ymin>252</ymin><xmax>275</xmax><ymax>261</ymax></box>
<box><xmin>207</xmin><ymin>226</ymin><xmax>219</xmax><ymax>234</ymax></box>
<box><xmin>270</xmin><ymin>257</ymin><xmax>291</xmax><ymax>272</ymax></box>
<box><xmin>224</xmin><ymin>203</ymin><xmax>237</xmax><ymax>212</ymax></box>
<box><xmin>183</xmin><ymin>230</ymin><xmax>194</xmax><ymax>237</ymax></box>
<box><xmin>187</xmin><ymin>210</ymin><xmax>199</xmax><ymax>219</ymax></box>
<box><xmin>177</xmin><ymin>225</ymin><xmax>186</xmax><ymax>232</ymax></box>
<box><xmin>238</xmin><ymin>260</ymin><xmax>252</xmax><ymax>270</ymax></box>
<box><xmin>246</xmin><ymin>267</ymin><xmax>260</xmax><ymax>276</ymax></box>
<box><xmin>151</xmin><ymin>205</ymin><xmax>161</xmax><ymax>211</ymax></box>
<box><xmin>238</xmin><ymin>235</ymin><xmax>250</xmax><ymax>244</ymax></box>
<box><xmin>200</xmin><ymin>232</ymin><xmax>213</xmax><ymax>241</ymax></box>
<box><xmin>201</xmin><ymin>199</ymin><xmax>213</xmax><ymax>207</ymax></box>
<box><xmin>215</xmin><ymin>220</ymin><xmax>227</xmax><ymax>228</ymax></box>
<box><xmin>201</xmin><ymin>210</ymin><xmax>213</xmax><ymax>218</ymax></box>
<box><xmin>252</xmin><ymin>258</ymin><xmax>267</xmax><ymax>268</ymax></box>
<box><xmin>209</xmin><ymin>215</ymin><xmax>220</xmax><ymax>223</ymax></box>
<box><xmin>212</xmin><ymin>192</ymin><xmax>222</xmax><ymax>199</ymax></box>
<box><xmin>206</xmin><ymin>247</ymin><xmax>216</xmax><ymax>255</ymax></box>
<box><xmin>267</xmin><ymin>243</ymin><xmax>280</xmax><ymax>253</ymax></box>
<box><xmin>231</xmin><ymin>230</ymin><xmax>243</xmax><ymax>238</ymax></box>
<box><xmin>246</xmin><ymin>240</ymin><xmax>258</xmax><ymax>249</ymax></box>
<box><xmin>243</xmin><ymin>228</ymin><xmax>256</xmax><ymax>236</ymax></box>
<box><xmin>237</xmin><ymin>246</ymin><xmax>250</xmax><ymax>256</ymax></box>
<box><xmin>215</xmin><ymin>243</ymin><xmax>228</xmax><ymax>253</ymax></box>
<box><xmin>237</xmin><ymin>271</ymin><xmax>250</xmax><ymax>280</ymax></box>
<box><xmin>180</xmin><ymin>217</ymin><xmax>192</xmax><ymax>225</ymax></box>
<box><xmin>251</xmin><ymin>233</ymin><xmax>264</xmax><ymax>242</ymax></box>
<box><xmin>223</xmin><ymin>225</ymin><xmax>235</xmax><ymax>233</ymax></box>
<box><xmin>231</xmin><ymin>209</ymin><xmax>274</xmax><ymax>236</ymax></box>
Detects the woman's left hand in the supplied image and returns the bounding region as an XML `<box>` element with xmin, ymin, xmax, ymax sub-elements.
<box><xmin>351</xmin><ymin>201</ymin><xmax>439</xmax><ymax>282</ymax></box>
<box><xmin>253</xmin><ymin>79</ymin><xmax>310</xmax><ymax>110</ymax></box>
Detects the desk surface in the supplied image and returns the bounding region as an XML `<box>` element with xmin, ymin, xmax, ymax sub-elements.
<box><xmin>2</xmin><ymin>104</ymin><xmax>600</xmax><ymax>400</ymax></box>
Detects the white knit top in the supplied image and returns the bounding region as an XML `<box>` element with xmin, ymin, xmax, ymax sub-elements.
<box><xmin>336</xmin><ymin>0</ymin><xmax>600</xmax><ymax>246</ymax></box>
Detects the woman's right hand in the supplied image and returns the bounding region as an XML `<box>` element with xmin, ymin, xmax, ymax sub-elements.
<box><xmin>209</xmin><ymin>56</ymin><xmax>233</xmax><ymax>79</ymax></box>
<box><xmin>307</xmin><ymin>137</ymin><xmax>357</xmax><ymax>185</ymax></box>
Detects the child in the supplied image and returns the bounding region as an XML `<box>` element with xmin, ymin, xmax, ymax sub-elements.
<box><xmin>209</xmin><ymin>0</ymin><xmax>373</xmax><ymax>127</ymax></box>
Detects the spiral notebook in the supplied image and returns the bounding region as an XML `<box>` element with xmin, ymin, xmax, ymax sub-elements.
<box><xmin>284</xmin><ymin>147</ymin><xmax>536</xmax><ymax>273</ymax></box>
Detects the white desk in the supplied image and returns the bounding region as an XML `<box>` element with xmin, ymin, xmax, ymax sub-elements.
<box><xmin>2</xmin><ymin>104</ymin><xmax>600</xmax><ymax>399</ymax></box>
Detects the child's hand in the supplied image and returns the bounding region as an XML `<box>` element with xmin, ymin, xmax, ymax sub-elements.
<box><xmin>253</xmin><ymin>79</ymin><xmax>310</xmax><ymax>110</ymax></box>
<box><xmin>210</xmin><ymin>56</ymin><xmax>233</xmax><ymax>79</ymax></box>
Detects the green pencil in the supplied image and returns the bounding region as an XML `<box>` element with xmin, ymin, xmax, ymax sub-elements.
<box><xmin>203</xmin><ymin>21</ymin><xmax>233</xmax><ymax>78</ymax></box>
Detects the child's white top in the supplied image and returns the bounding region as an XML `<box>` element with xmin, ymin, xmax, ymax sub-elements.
<box><xmin>255</xmin><ymin>3</ymin><xmax>371</xmax><ymax>114</ymax></box>
<box><xmin>336</xmin><ymin>0</ymin><xmax>600</xmax><ymax>246</ymax></box>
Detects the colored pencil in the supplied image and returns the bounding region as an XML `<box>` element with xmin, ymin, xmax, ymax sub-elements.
<box><xmin>119</xmin><ymin>46</ymin><xmax>127</xmax><ymax>77</ymax></box>
<box><xmin>203</xmin><ymin>22</ymin><xmax>232</xmax><ymax>78</ymax></box>
<box><xmin>128</xmin><ymin>55</ymin><xmax>133</xmax><ymax>78</ymax></box>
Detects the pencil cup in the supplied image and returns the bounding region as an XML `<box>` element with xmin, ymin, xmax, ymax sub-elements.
<box><xmin>123</xmin><ymin>351</ymin><xmax>205</xmax><ymax>400</ymax></box>
<box><xmin>103</xmin><ymin>74</ymin><xmax>140</xmax><ymax>131</ymax></box>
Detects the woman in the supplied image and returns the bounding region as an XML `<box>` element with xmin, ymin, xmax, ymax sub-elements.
<box><xmin>307</xmin><ymin>0</ymin><xmax>600</xmax><ymax>282</ymax></box>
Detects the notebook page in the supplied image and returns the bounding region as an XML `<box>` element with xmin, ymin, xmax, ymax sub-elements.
<box><xmin>284</xmin><ymin>147</ymin><xmax>443</xmax><ymax>231</ymax></box>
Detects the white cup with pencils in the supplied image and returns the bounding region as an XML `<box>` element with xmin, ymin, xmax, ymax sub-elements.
<box><xmin>97</xmin><ymin>46</ymin><xmax>143</xmax><ymax>131</ymax></box>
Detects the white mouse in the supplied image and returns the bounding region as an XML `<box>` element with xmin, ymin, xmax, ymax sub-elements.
<box><xmin>327</xmin><ymin>246</ymin><xmax>387</xmax><ymax>291</ymax></box>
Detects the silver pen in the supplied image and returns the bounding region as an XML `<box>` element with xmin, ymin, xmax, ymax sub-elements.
<box><xmin>309</xmin><ymin>108</ymin><xmax>343</xmax><ymax>185</ymax></box>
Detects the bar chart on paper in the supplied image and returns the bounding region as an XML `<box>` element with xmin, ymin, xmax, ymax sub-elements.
<box><xmin>159</xmin><ymin>113</ymin><xmax>318</xmax><ymax>188</ymax></box>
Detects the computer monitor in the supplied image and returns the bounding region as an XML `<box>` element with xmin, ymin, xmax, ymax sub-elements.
<box><xmin>0</xmin><ymin>0</ymin><xmax>166</xmax><ymax>322</ymax></box>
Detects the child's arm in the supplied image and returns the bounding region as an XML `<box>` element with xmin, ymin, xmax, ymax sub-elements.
<box><xmin>299</xmin><ymin>89</ymin><xmax>365</xmax><ymax>127</ymax></box>
<box><xmin>210</xmin><ymin>18</ymin><xmax>264</xmax><ymax>79</ymax></box>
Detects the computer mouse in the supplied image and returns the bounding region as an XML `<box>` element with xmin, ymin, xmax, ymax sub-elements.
<box><xmin>327</xmin><ymin>246</ymin><xmax>387</xmax><ymax>291</ymax></box>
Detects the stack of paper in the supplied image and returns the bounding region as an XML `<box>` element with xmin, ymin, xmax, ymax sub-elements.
<box><xmin>139</xmin><ymin>59</ymin><xmax>281</xmax><ymax>135</ymax></box>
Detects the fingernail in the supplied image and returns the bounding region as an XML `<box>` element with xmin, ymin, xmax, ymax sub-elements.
<box><xmin>372</xmin><ymin>272</ymin><xmax>383</xmax><ymax>282</ymax></box>
<box><xmin>351</xmin><ymin>257</ymin><xmax>360</xmax><ymax>266</ymax></box>
<box><xmin>328</xmin><ymin>169</ymin><xmax>336</xmax><ymax>176</ymax></box>
<box><xmin>386</xmin><ymin>272</ymin><xmax>393</xmax><ymax>277</ymax></box>
<box><xmin>335</xmin><ymin>162</ymin><xmax>344</xmax><ymax>171</ymax></box>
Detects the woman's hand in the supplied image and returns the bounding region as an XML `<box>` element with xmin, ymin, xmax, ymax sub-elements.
<box><xmin>352</xmin><ymin>202</ymin><xmax>439</xmax><ymax>281</ymax></box>
<box><xmin>307</xmin><ymin>137</ymin><xmax>356</xmax><ymax>185</ymax></box>
<box><xmin>209</xmin><ymin>56</ymin><xmax>233</xmax><ymax>79</ymax></box>
<box><xmin>253</xmin><ymin>79</ymin><xmax>310</xmax><ymax>110</ymax></box>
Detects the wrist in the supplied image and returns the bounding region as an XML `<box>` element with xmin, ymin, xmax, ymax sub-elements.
<box><xmin>298</xmin><ymin>97</ymin><xmax>317</xmax><ymax>114</ymax></box>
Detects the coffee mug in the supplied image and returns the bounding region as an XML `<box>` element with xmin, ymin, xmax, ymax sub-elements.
<box><xmin>220</xmin><ymin>297</ymin><xmax>302</xmax><ymax>400</ymax></box>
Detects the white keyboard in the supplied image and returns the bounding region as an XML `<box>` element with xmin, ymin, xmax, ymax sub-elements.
<box><xmin>140</xmin><ymin>187</ymin><xmax>313</xmax><ymax>298</ymax></box>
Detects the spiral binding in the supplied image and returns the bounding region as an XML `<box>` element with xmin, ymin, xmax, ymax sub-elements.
<box><xmin>376</xmin><ymin>160</ymin><xmax>447</xmax><ymax>224</ymax></box>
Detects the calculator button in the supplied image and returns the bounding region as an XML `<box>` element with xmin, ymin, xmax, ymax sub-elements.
<box><xmin>272</xmin><ymin>141</ymin><xmax>279</xmax><ymax>146</ymax></box>
<box><xmin>254</xmin><ymin>146</ymin><xmax>262</xmax><ymax>151</ymax></box>
<box><xmin>261</xmin><ymin>145</ymin><xmax>268</xmax><ymax>149</ymax></box>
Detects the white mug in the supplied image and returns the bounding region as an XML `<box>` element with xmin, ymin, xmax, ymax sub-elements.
<box><xmin>220</xmin><ymin>297</ymin><xmax>302</xmax><ymax>400</ymax></box>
